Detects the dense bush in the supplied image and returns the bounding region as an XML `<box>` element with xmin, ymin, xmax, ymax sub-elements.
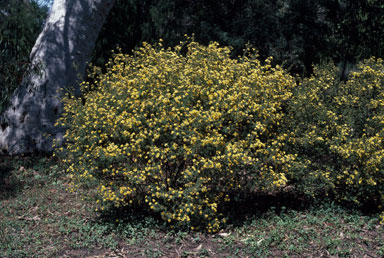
<box><xmin>56</xmin><ymin>39</ymin><xmax>297</xmax><ymax>231</ymax></box>
<box><xmin>286</xmin><ymin>58</ymin><xmax>384</xmax><ymax>211</ymax></box>
<box><xmin>57</xmin><ymin>37</ymin><xmax>384</xmax><ymax>229</ymax></box>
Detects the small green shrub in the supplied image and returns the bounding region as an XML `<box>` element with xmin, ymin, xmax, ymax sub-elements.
<box><xmin>56</xmin><ymin>39</ymin><xmax>296</xmax><ymax>231</ymax></box>
<box><xmin>287</xmin><ymin>57</ymin><xmax>384</xmax><ymax>210</ymax></box>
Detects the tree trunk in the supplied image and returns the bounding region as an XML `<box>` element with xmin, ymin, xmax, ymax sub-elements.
<box><xmin>0</xmin><ymin>0</ymin><xmax>115</xmax><ymax>155</ymax></box>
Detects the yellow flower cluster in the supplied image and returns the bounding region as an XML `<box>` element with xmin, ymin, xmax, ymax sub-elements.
<box><xmin>56</xmin><ymin>38</ymin><xmax>296</xmax><ymax>231</ymax></box>
<box><xmin>287</xmin><ymin>58</ymin><xmax>384</xmax><ymax>210</ymax></box>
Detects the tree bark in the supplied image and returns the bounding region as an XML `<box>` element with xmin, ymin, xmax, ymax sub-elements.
<box><xmin>0</xmin><ymin>0</ymin><xmax>115</xmax><ymax>155</ymax></box>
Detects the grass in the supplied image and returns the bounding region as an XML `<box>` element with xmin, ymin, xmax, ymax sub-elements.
<box><xmin>1</xmin><ymin>155</ymin><xmax>383</xmax><ymax>257</ymax></box>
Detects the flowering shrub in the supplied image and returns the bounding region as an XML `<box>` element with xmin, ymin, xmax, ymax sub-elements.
<box><xmin>287</xmin><ymin>58</ymin><xmax>384</xmax><ymax>210</ymax></box>
<box><xmin>55</xmin><ymin>39</ymin><xmax>296</xmax><ymax>231</ymax></box>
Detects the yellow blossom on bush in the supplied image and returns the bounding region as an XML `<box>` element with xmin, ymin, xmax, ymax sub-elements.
<box><xmin>56</xmin><ymin>38</ymin><xmax>296</xmax><ymax>231</ymax></box>
<box><xmin>287</xmin><ymin>57</ymin><xmax>384</xmax><ymax>211</ymax></box>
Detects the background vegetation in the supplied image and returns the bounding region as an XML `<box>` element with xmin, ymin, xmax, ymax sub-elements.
<box><xmin>2</xmin><ymin>0</ymin><xmax>384</xmax><ymax>112</ymax></box>
<box><xmin>0</xmin><ymin>0</ymin><xmax>48</xmax><ymax>114</ymax></box>
<box><xmin>94</xmin><ymin>0</ymin><xmax>384</xmax><ymax>76</ymax></box>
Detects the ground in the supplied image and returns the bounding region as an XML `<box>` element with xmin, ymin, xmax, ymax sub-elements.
<box><xmin>1</xmin><ymin>155</ymin><xmax>383</xmax><ymax>257</ymax></box>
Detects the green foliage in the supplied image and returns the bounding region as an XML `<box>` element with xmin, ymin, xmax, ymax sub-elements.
<box><xmin>0</xmin><ymin>0</ymin><xmax>47</xmax><ymax>114</ymax></box>
<box><xmin>178</xmin><ymin>0</ymin><xmax>330</xmax><ymax>75</ymax></box>
<box><xmin>93</xmin><ymin>0</ymin><xmax>384</xmax><ymax>77</ymax></box>
<box><xmin>287</xmin><ymin>57</ymin><xmax>384</xmax><ymax>210</ymax></box>
<box><xmin>56</xmin><ymin>39</ymin><xmax>296</xmax><ymax>232</ymax></box>
<box><xmin>92</xmin><ymin>0</ymin><xmax>188</xmax><ymax>68</ymax></box>
<box><xmin>319</xmin><ymin>0</ymin><xmax>384</xmax><ymax>80</ymax></box>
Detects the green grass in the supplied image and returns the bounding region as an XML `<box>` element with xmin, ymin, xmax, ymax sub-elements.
<box><xmin>1</xmin><ymin>155</ymin><xmax>383</xmax><ymax>257</ymax></box>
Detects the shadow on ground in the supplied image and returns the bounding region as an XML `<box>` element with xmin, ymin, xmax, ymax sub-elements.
<box><xmin>0</xmin><ymin>155</ymin><xmax>23</xmax><ymax>200</ymax></box>
<box><xmin>221</xmin><ymin>188</ymin><xmax>311</xmax><ymax>227</ymax></box>
<box><xmin>0</xmin><ymin>154</ymin><xmax>54</xmax><ymax>200</ymax></box>
<box><xmin>91</xmin><ymin>187</ymin><xmax>312</xmax><ymax>234</ymax></box>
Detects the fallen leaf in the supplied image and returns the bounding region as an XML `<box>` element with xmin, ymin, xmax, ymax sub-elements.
<box><xmin>17</xmin><ymin>215</ymin><xmax>41</xmax><ymax>221</ymax></box>
<box><xmin>218</xmin><ymin>232</ymin><xmax>231</xmax><ymax>237</ymax></box>
<box><xmin>257</xmin><ymin>238</ymin><xmax>264</xmax><ymax>246</ymax></box>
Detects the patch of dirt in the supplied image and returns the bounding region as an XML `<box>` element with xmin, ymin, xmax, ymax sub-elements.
<box><xmin>54</xmin><ymin>248</ymin><xmax>111</xmax><ymax>258</ymax></box>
